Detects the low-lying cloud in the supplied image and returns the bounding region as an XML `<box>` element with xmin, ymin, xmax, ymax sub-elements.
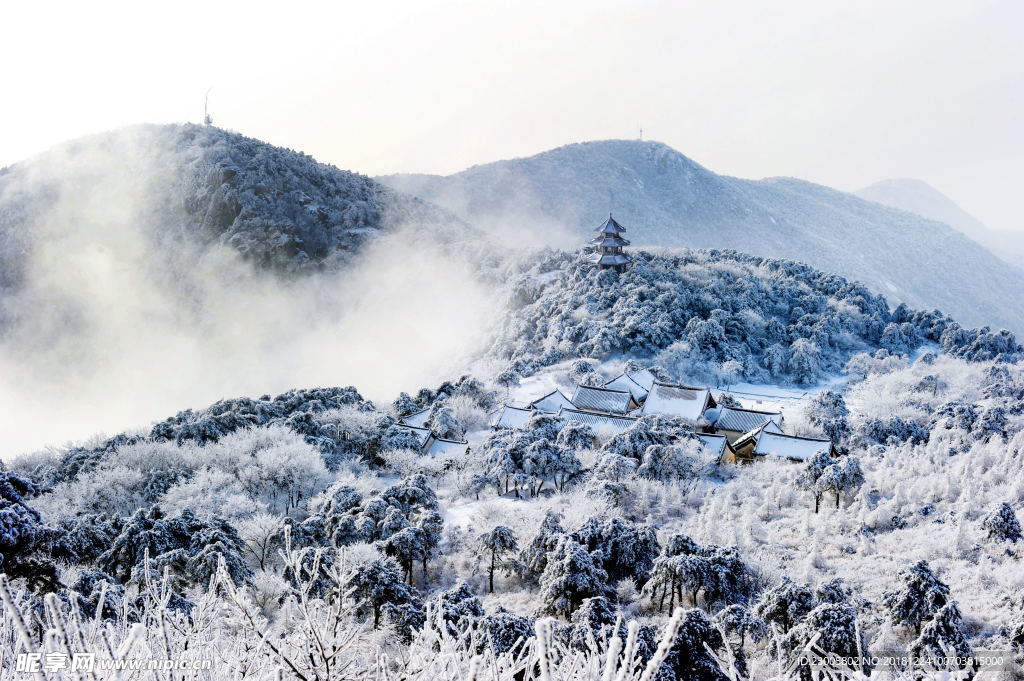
<box><xmin>0</xmin><ymin>133</ymin><xmax>502</xmax><ymax>460</ymax></box>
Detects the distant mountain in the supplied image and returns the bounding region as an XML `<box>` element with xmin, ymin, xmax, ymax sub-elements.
<box><xmin>857</xmin><ymin>178</ymin><xmax>1024</xmax><ymax>270</ymax></box>
<box><xmin>380</xmin><ymin>139</ymin><xmax>1024</xmax><ymax>334</ymax></box>
<box><xmin>0</xmin><ymin>124</ymin><xmax>460</xmax><ymax>294</ymax></box>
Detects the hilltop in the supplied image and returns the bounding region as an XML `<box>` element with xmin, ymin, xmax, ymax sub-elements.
<box><xmin>380</xmin><ymin>139</ymin><xmax>1024</xmax><ymax>334</ymax></box>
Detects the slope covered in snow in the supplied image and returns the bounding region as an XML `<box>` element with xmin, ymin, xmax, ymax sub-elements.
<box><xmin>857</xmin><ymin>177</ymin><xmax>1024</xmax><ymax>270</ymax></box>
<box><xmin>380</xmin><ymin>140</ymin><xmax>1024</xmax><ymax>334</ymax></box>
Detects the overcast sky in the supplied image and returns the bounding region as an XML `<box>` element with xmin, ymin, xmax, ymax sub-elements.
<box><xmin>3</xmin><ymin>0</ymin><xmax>1021</xmax><ymax>229</ymax></box>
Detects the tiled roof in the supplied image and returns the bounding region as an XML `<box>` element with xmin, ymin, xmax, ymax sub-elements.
<box><xmin>530</xmin><ymin>390</ymin><xmax>576</xmax><ymax>414</ymax></box>
<box><xmin>641</xmin><ymin>382</ymin><xmax>713</xmax><ymax>421</ymax></box>
<box><xmin>571</xmin><ymin>385</ymin><xmax>633</xmax><ymax>414</ymax></box>
<box><xmin>605</xmin><ymin>373</ymin><xmax>650</xmax><ymax>401</ymax></box>
<box><xmin>754</xmin><ymin>432</ymin><xmax>833</xmax><ymax>462</ymax></box>
<box><xmin>559</xmin><ymin>408</ymin><xmax>637</xmax><ymax>434</ymax></box>
<box><xmin>395</xmin><ymin>424</ymin><xmax>432</xmax><ymax>450</ymax></box>
<box><xmin>426</xmin><ymin>438</ymin><xmax>469</xmax><ymax>457</ymax></box>
<box><xmin>400</xmin><ymin>408</ymin><xmax>431</xmax><ymax>428</ymax></box>
<box><xmin>492</xmin><ymin>405</ymin><xmax>533</xmax><ymax>429</ymax></box>
<box><xmin>695</xmin><ymin>433</ymin><xmax>729</xmax><ymax>459</ymax></box>
<box><xmin>715</xmin><ymin>406</ymin><xmax>783</xmax><ymax>433</ymax></box>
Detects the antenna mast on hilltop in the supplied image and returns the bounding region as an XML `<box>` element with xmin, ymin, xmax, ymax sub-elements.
<box><xmin>204</xmin><ymin>87</ymin><xmax>214</xmax><ymax>126</ymax></box>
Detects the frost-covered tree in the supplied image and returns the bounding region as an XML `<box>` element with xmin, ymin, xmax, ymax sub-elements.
<box><xmin>555</xmin><ymin>421</ymin><xmax>596</xmax><ymax>452</ymax></box>
<box><xmin>883</xmin><ymin>560</ymin><xmax>951</xmax><ymax>635</ymax></box>
<box><xmin>428</xmin><ymin>404</ymin><xmax>464</xmax><ymax>441</ymax></box>
<box><xmin>981</xmin><ymin>502</ymin><xmax>1022</xmax><ymax>543</ymax></box>
<box><xmin>805</xmin><ymin>390</ymin><xmax>850</xmax><ymax>443</ymax></box>
<box><xmin>0</xmin><ymin>469</ymin><xmax>60</xmax><ymax>592</ymax></box>
<box><xmin>537</xmin><ymin>535</ymin><xmax>609</xmax><ymax>618</ymax></box>
<box><xmin>341</xmin><ymin>558</ymin><xmax>423</xmax><ymax>633</ymax></box>
<box><xmin>796</xmin><ymin>451</ymin><xmax>834</xmax><ymax>513</ymax></box>
<box><xmin>479</xmin><ymin>525</ymin><xmax>518</xmax><ymax>593</ymax></box>
<box><xmin>495</xmin><ymin>369</ymin><xmax>520</xmax><ymax>399</ymax></box>
<box><xmin>667</xmin><ymin>608</ymin><xmax>729</xmax><ymax>681</ymax></box>
<box><xmin>571</xmin><ymin>516</ymin><xmax>660</xmax><ymax>584</ymax></box>
<box><xmin>815</xmin><ymin>457</ymin><xmax>864</xmax><ymax>509</ymax></box>
<box><xmin>783</xmin><ymin>602</ymin><xmax>867</xmax><ymax>675</ymax></box>
<box><xmin>519</xmin><ymin>511</ymin><xmax>564</xmax><ymax>578</ymax></box>
<box><xmin>788</xmin><ymin>339</ymin><xmax>821</xmax><ymax>385</ymax></box>
<box><xmin>907</xmin><ymin>602</ymin><xmax>973</xmax><ymax>672</ymax></box>
<box><xmin>755</xmin><ymin>578</ymin><xmax>815</xmax><ymax>633</ymax></box>
<box><xmin>434</xmin><ymin>580</ymin><xmax>485</xmax><ymax>629</ymax></box>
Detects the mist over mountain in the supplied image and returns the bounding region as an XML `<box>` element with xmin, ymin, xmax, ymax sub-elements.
<box><xmin>0</xmin><ymin>125</ymin><xmax>497</xmax><ymax>457</ymax></box>
<box><xmin>857</xmin><ymin>178</ymin><xmax>1024</xmax><ymax>270</ymax></box>
<box><xmin>380</xmin><ymin>139</ymin><xmax>1024</xmax><ymax>334</ymax></box>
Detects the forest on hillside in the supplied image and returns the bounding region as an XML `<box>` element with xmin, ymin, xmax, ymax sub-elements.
<box><xmin>2</xmin><ymin>249</ymin><xmax>1023</xmax><ymax>680</ymax></box>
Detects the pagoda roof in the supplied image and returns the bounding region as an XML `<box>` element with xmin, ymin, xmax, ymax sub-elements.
<box><xmin>591</xmin><ymin>235</ymin><xmax>631</xmax><ymax>247</ymax></box>
<box><xmin>595</xmin><ymin>214</ymin><xmax>628</xmax><ymax>235</ymax></box>
<box><xmin>590</xmin><ymin>253</ymin><xmax>631</xmax><ymax>266</ymax></box>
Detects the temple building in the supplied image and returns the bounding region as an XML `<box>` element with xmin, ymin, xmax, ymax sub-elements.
<box><xmin>590</xmin><ymin>214</ymin><xmax>631</xmax><ymax>272</ymax></box>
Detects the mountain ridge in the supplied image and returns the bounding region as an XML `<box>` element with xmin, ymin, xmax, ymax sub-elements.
<box><xmin>379</xmin><ymin>139</ymin><xmax>1024</xmax><ymax>334</ymax></box>
<box><xmin>856</xmin><ymin>177</ymin><xmax>1024</xmax><ymax>270</ymax></box>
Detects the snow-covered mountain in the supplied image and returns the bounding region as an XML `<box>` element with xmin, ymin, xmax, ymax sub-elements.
<box><xmin>857</xmin><ymin>178</ymin><xmax>1024</xmax><ymax>270</ymax></box>
<box><xmin>0</xmin><ymin>123</ymin><xmax>461</xmax><ymax>295</ymax></box>
<box><xmin>380</xmin><ymin>140</ymin><xmax>1024</xmax><ymax>334</ymax></box>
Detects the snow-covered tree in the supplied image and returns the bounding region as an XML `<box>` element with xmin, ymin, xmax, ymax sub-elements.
<box><xmin>883</xmin><ymin>560</ymin><xmax>951</xmax><ymax>635</ymax></box>
<box><xmin>479</xmin><ymin>525</ymin><xmax>518</xmax><ymax>593</ymax></box>
<box><xmin>537</xmin><ymin>535</ymin><xmax>609</xmax><ymax>618</ymax></box>
<box><xmin>805</xmin><ymin>390</ymin><xmax>850</xmax><ymax>443</ymax></box>
<box><xmin>571</xmin><ymin>516</ymin><xmax>660</xmax><ymax>584</ymax></box>
<box><xmin>981</xmin><ymin>502</ymin><xmax>1022</xmax><ymax>543</ymax></box>
<box><xmin>755</xmin><ymin>578</ymin><xmax>815</xmax><ymax>633</ymax></box>
<box><xmin>907</xmin><ymin>602</ymin><xmax>973</xmax><ymax>673</ymax></box>
<box><xmin>341</xmin><ymin>558</ymin><xmax>423</xmax><ymax>633</ymax></box>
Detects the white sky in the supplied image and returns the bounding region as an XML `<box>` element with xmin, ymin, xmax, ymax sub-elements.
<box><xmin>3</xmin><ymin>0</ymin><xmax>1022</xmax><ymax>229</ymax></box>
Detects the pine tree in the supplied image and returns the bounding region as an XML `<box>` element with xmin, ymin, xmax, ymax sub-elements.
<box><xmin>479</xmin><ymin>525</ymin><xmax>518</xmax><ymax>593</ymax></box>
<box><xmin>755</xmin><ymin>578</ymin><xmax>815</xmax><ymax>632</ymax></box>
<box><xmin>907</xmin><ymin>602</ymin><xmax>973</xmax><ymax>672</ymax></box>
<box><xmin>883</xmin><ymin>560</ymin><xmax>950</xmax><ymax>635</ymax></box>
<box><xmin>537</xmin><ymin>536</ymin><xmax>609</xmax><ymax>618</ymax></box>
<box><xmin>981</xmin><ymin>502</ymin><xmax>1022</xmax><ymax>542</ymax></box>
<box><xmin>341</xmin><ymin>558</ymin><xmax>423</xmax><ymax>632</ymax></box>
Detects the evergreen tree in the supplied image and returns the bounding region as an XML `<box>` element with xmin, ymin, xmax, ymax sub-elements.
<box><xmin>883</xmin><ymin>560</ymin><xmax>950</xmax><ymax>635</ymax></box>
<box><xmin>341</xmin><ymin>558</ymin><xmax>423</xmax><ymax>633</ymax></box>
<box><xmin>479</xmin><ymin>525</ymin><xmax>519</xmax><ymax>593</ymax></box>
<box><xmin>907</xmin><ymin>602</ymin><xmax>973</xmax><ymax>673</ymax></box>
<box><xmin>571</xmin><ymin>516</ymin><xmax>660</xmax><ymax>584</ymax></box>
<box><xmin>0</xmin><ymin>469</ymin><xmax>60</xmax><ymax>592</ymax></box>
<box><xmin>982</xmin><ymin>502</ymin><xmax>1022</xmax><ymax>542</ymax></box>
<box><xmin>755</xmin><ymin>578</ymin><xmax>815</xmax><ymax>633</ymax></box>
<box><xmin>806</xmin><ymin>390</ymin><xmax>850</xmax><ymax>443</ymax></box>
<box><xmin>537</xmin><ymin>536</ymin><xmax>609</xmax><ymax>618</ymax></box>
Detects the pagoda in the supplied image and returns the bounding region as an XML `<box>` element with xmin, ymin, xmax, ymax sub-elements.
<box><xmin>589</xmin><ymin>214</ymin><xmax>631</xmax><ymax>272</ymax></box>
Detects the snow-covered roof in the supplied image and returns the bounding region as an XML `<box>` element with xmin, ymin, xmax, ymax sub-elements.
<box><xmin>530</xmin><ymin>390</ymin><xmax>576</xmax><ymax>414</ymax></box>
<box><xmin>591</xmin><ymin>235</ymin><xmax>631</xmax><ymax>247</ymax></box>
<box><xmin>695</xmin><ymin>433</ymin><xmax>729</xmax><ymax>460</ymax></box>
<box><xmin>627</xmin><ymin>369</ymin><xmax>657</xmax><ymax>390</ymax></box>
<box><xmin>641</xmin><ymin>382</ymin><xmax>714</xmax><ymax>421</ymax></box>
<box><xmin>571</xmin><ymin>385</ymin><xmax>633</xmax><ymax>414</ymax></box>
<box><xmin>753</xmin><ymin>432</ymin><xmax>833</xmax><ymax>462</ymax></box>
<box><xmin>595</xmin><ymin>214</ymin><xmax>628</xmax><ymax>235</ymax></box>
<box><xmin>426</xmin><ymin>437</ymin><xmax>469</xmax><ymax>457</ymax></box>
<box><xmin>395</xmin><ymin>424</ymin><xmax>432</xmax><ymax>450</ymax></box>
<box><xmin>591</xmin><ymin>253</ymin><xmax>631</xmax><ymax>266</ymax></box>
<box><xmin>714</xmin><ymin>406</ymin><xmax>783</xmax><ymax>433</ymax></box>
<box><xmin>558</xmin><ymin>407</ymin><xmax>637</xmax><ymax>434</ymax></box>
<box><xmin>400</xmin><ymin>408</ymin><xmax>431</xmax><ymax>428</ymax></box>
<box><xmin>732</xmin><ymin>420</ymin><xmax>785</xmax><ymax>449</ymax></box>
<box><xmin>492</xmin><ymin>405</ymin><xmax>533</xmax><ymax>429</ymax></box>
<box><xmin>605</xmin><ymin>372</ymin><xmax>650</xmax><ymax>401</ymax></box>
